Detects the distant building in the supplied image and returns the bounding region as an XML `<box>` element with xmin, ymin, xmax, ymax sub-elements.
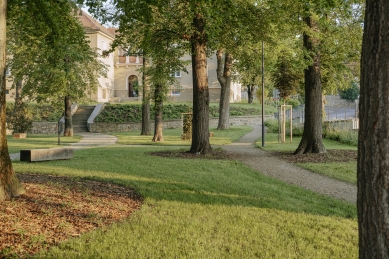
<box><xmin>5</xmin><ymin>12</ymin><xmax>241</xmax><ymax>104</ymax></box>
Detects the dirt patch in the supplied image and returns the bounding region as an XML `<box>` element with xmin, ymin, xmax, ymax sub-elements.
<box><xmin>149</xmin><ymin>148</ymin><xmax>236</xmax><ymax>160</ymax></box>
<box><xmin>270</xmin><ymin>149</ymin><xmax>357</xmax><ymax>164</ymax></box>
<box><xmin>0</xmin><ymin>174</ymin><xmax>143</xmax><ymax>258</ymax></box>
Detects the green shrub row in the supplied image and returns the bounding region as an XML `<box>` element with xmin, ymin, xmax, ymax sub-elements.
<box><xmin>6</xmin><ymin>103</ymin><xmax>63</xmax><ymax>122</ymax></box>
<box><xmin>95</xmin><ymin>104</ymin><xmax>261</xmax><ymax>123</ymax></box>
<box><xmin>265</xmin><ymin>118</ymin><xmax>358</xmax><ymax>146</ymax></box>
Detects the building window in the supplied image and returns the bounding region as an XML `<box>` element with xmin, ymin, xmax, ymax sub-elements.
<box><xmin>101</xmin><ymin>40</ymin><xmax>107</xmax><ymax>51</ymax></box>
<box><xmin>118</xmin><ymin>48</ymin><xmax>127</xmax><ymax>56</ymax></box>
<box><xmin>5</xmin><ymin>67</ymin><xmax>10</xmax><ymax>77</ymax></box>
<box><xmin>171</xmin><ymin>86</ymin><xmax>181</xmax><ymax>95</ymax></box>
<box><xmin>171</xmin><ymin>71</ymin><xmax>181</xmax><ymax>78</ymax></box>
<box><xmin>5</xmin><ymin>90</ymin><xmax>9</xmax><ymax>95</ymax></box>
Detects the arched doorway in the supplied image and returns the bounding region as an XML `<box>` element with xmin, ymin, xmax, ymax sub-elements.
<box><xmin>127</xmin><ymin>75</ymin><xmax>138</xmax><ymax>97</ymax></box>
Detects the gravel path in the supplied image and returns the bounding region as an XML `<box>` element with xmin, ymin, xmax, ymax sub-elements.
<box><xmin>222</xmin><ymin>124</ymin><xmax>357</xmax><ymax>204</ymax></box>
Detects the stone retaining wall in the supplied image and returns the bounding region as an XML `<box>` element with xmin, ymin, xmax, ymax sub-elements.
<box><xmin>325</xmin><ymin>95</ymin><xmax>357</xmax><ymax>108</ymax></box>
<box><xmin>29</xmin><ymin>122</ymin><xmax>58</xmax><ymax>134</ymax></box>
<box><xmin>7</xmin><ymin>115</ymin><xmax>271</xmax><ymax>134</ymax></box>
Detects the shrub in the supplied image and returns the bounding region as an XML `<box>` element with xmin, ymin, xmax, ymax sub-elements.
<box><xmin>323</xmin><ymin>127</ymin><xmax>358</xmax><ymax>146</ymax></box>
<box><xmin>264</xmin><ymin>119</ymin><xmax>303</xmax><ymax>136</ymax></box>
<box><xmin>340</xmin><ymin>82</ymin><xmax>359</xmax><ymax>101</ymax></box>
<box><xmin>95</xmin><ymin>104</ymin><xmax>261</xmax><ymax>123</ymax></box>
<box><xmin>285</xmin><ymin>99</ymin><xmax>301</xmax><ymax>108</ymax></box>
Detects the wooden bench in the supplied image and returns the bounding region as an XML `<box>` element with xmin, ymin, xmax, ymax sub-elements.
<box><xmin>20</xmin><ymin>148</ymin><xmax>74</xmax><ymax>162</ymax></box>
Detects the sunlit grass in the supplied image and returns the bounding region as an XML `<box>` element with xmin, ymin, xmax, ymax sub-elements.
<box><xmin>13</xmin><ymin>145</ymin><xmax>358</xmax><ymax>258</ymax></box>
<box><xmin>7</xmin><ymin>134</ymin><xmax>82</xmax><ymax>154</ymax></box>
<box><xmin>114</xmin><ymin>126</ymin><xmax>253</xmax><ymax>146</ymax></box>
<box><xmin>257</xmin><ymin>133</ymin><xmax>357</xmax><ymax>185</ymax></box>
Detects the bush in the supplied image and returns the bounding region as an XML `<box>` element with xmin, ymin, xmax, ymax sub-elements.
<box><xmin>264</xmin><ymin>119</ymin><xmax>304</xmax><ymax>136</ymax></box>
<box><xmin>340</xmin><ymin>82</ymin><xmax>359</xmax><ymax>101</ymax></box>
<box><xmin>95</xmin><ymin>104</ymin><xmax>261</xmax><ymax>123</ymax></box>
<box><xmin>323</xmin><ymin>127</ymin><xmax>358</xmax><ymax>146</ymax></box>
<box><xmin>6</xmin><ymin>103</ymin><xmax>63</xmax><ymax>122</ymax></box>
<box><xmin>285</xmin><ymin>99</ymin><xmax>301</xmax><ymax>108</ymax></box>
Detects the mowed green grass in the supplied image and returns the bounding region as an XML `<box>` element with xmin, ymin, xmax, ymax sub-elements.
<box><xmin>258</xmin><ymin>133</ymin><xmax>357</xmax><ymax>184</ymax></box>
<box><xmin>114</xmin><ymin>126</ymin><xmax>253</xmax><ymax>146</ymax></box>
<box><xmin>12</xmin><ymin>144</ymin><xmax>358</xmax><ymax>258</ymax></box>
<box><xmin>6</xmin><ymin>134</ymin><xmax>82</xmax><ymax>154</ymax></box>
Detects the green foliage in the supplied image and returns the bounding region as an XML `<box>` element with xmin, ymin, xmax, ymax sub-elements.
<box><xmin>7</xmin><ymin>1</ymin><xmax>107</xmax><ymax>107</ymax></box>
<box><xmin>7</xmin><ymin>101</ymin><xmax>32</xmax><ymax>133</ymax></box>
<box><xmin>285</xmin><ymin>98</ymin><xmax>301</xmax><ymax>108</ymax></box>
<box><xmin>271</xmin><ymin>53</ymin><xmax>303</xmax><ymax>99</ymax></box>
<box><xmin>265</xmin><ymin>119</ymin><xmax>358</xmax><ymax>146</ymax></box>
<box><xmin>264</xmin><ymin>119</ymin><xmax>304</xmax><ymax>136</ymax></box>
<box><xmin>340</xmin><ymin>82</ymin><xmax>360</xmax><ymax>101</ymax></box>
<box><xmin>181</xmin><ymin>113</ymin><xmax>192</xmax><ymax>141</ymax></box>
<box><xmin>323</xmin><ymin>127</ymin><xmax>358</xmax><ymax>146</ymax></box>
<box><xmin>6</xmin><ymin>103</ymin><xmax>63</xmax><ymax>122</ymax></box>
<box><xmin>95</xmin><ymin>104</ymin><xmax>262</xmax><ymax>123</ymax></box>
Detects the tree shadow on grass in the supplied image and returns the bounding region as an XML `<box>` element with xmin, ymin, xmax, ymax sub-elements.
<box><xmin>13</xmin><ymin>146</ymin><xmax>356</xmax><ymax>219</ymax></box>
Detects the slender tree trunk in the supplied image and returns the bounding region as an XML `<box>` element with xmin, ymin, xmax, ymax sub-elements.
<box><xmin>216</xmin><ymin>50</ymin><xmax>232</xmax><ymax>130</ymax></box>
<box><xmin>190</xmin><ymin>13</ymin><xmax>211</xmax><ymax>154</ymax></box>
<box><xmin>358</xmin><ymin>1</ymin><xmax>389</xmax><ymax>257</ymax></box>
<box><xmin>64</xmin><ymin>95</ymin><xmax>73</xmax><ymax>137</ymax></box>
<box><xmin>152</xmin><ymin>83</ymin><xmax>164</xmax><ymax>142</ymax></box>
<box><xmin>141</xmin><ymin>56</ymin><xmax>151</xmax><ymax>135</ymax></box>
<box><xmin>294</xmin><ymin>16</ymin><xmax>325</xmax><ymax>154</ymax></box>
<box><xmin>247</xmin><ymin>85</ymin><xmax>254</xmax><ymax>104</ymax></box>
<box><xmin>0</xmin><ymin>0</ymin><xmax>24</xmax><ymax>201</ymax></box>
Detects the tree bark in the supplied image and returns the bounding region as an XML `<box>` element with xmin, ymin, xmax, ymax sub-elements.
<box><xmin>141</xmin><ymin>57</ymin><xmax>151</xmax><ymax>135</ymax></box>
<box><xmin>358</xmin><ymin>0</ymin><xmax>389</xmax><ymax>257</ymax></box>
<box><xmin>247</xmin><ymin>85</ymin><xmax>254</xmax><ymax>104</ymax></box>
<box><xmin>189</xmin><ymin>13</ymin><xmax>211</xmax><ymax>154</ymax></box>
<box><xmin>152</xmin><ymin>83</ymin><xmax>164</xmax><ymax>142</ymax></box>
<box><xmin>216</xmin><ymin>49</ymin><xmax>232</xmax><ymax>130</ymax></box>
<box><xmin>0</xmin><ymin>0</ymin><xmax>24</xmax><ymax>201</ymax></box>
<box><xmin>294</xmin><ymin>16</ymin><xmax>326</xmax><ymax>154</ymax></box>
<box><xmin>64</xmin><ymin>95</ymin><xmax>73</xmax><ymax>137</ymax></box>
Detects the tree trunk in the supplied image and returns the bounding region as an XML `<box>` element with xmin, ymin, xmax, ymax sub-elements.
<box><xmin>0</xmin><ymin>0</ymin><xmax>24</xmax><ymax>201</ymax></box>
<box><xmin>152</xmin><ymin>84</ymin><xmax>164</xmax><ymax>142</ymax></box>
<box><xmin>141</xmin><ymin>57</ymin><xmax>151</xmax><ymax>135</ymax></box>
<box><xmin>216</xmin><ymin>50</ymin><xmax>232</xmax><ymax>130</ymax></box>
<box><xmin>190</xmin><ymin>14</ymin><xmax>211</xmax><ymax>154</ymax></box>
<box><xmin>64</xmin><ymin>95</ymin><xmax>73</xmax><ymax>137</ymax></box>
<box><xmin>358</xmin><ymin>1</ymin><xmax>389</xmax><ymax>257</ymax></box>
<box><xmin>294</xmin><ymin>16</ymin><xmax>326</xmax><ymax>154</ymax></box>
<box><xmin>247</xmin><ymin>85</ymin><xmax>254</xmax><ymax>104</ymax></box>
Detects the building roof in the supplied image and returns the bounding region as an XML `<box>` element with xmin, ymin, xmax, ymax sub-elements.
<box><xmin>77</xmin><ymin>11</ymin><xmax>115</xmax><ymax>39</ymax></box>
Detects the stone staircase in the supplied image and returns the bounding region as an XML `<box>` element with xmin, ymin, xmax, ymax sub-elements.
<box><xmin>72</xmin><ymin>105</ymin><xmax>95</xmax><ymax>133</ymax></box>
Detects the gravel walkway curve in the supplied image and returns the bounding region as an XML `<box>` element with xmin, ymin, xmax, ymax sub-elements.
<box><xmin>222</xmin><ymin>124</ymin><xmax>357</xmax><ymax>204</ymax></box>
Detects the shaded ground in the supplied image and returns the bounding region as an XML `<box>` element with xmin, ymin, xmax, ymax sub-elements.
<box><xmin>150</xmin><ymin>149</ymin><xmax>357</xmax><ymax>164</ymax></box>
<box><xmin>270</xmin><ymin>149</ymin><xmax>357</xmax><ymax>164</ymax></box>
<box><xmin>0</xmin><ymin>174</ymin><xmax>142</xmax><ymax>258</ymax></box>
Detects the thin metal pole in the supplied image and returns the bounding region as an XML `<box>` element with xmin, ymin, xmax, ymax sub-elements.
<box><xmin>261</xmin><ymin>41</ymin><xmax>265</xmax><ymax>147</ymax></box>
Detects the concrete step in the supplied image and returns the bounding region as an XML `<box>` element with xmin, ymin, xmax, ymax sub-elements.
<box><xmin>71</xmin><ymin>105</ymin><xmax>96</xmax><ymax>133</ymax></box>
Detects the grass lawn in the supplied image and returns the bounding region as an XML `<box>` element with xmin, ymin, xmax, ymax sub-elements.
<box><xmin>257</xmin><ymin>133</ymin><xmax>357</xmax><ymax>184</ymax></box>
<box><xmin>7</xmin><ymin>134</ymin><xmax>82</xmax><ymax>154</ymax></box>
<box><xmin>210</xmin><ymin>101</ymin><xmax>278</xmax><ymax>115</ymax></box>
<box><xmin>114</xmin><ymin>126</ymin><xmax>253</xmax><ymax>146</ymax></box>
<box><xmin>12</xmin><ymin>144</ymin><xmax>358</xmax><ymax>258</ymax></box>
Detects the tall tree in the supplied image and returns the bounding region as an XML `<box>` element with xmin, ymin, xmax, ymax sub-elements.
<box><xmin>0</xmin><ymin>0</ymin><xmax>24</xmax><ymax>201</ymax></box>
<box><xmin>141</xmin><ymin>56</ymin><xmax>151</xmax><ymax>136</ymax></box>
<box><xmin>358</xmin><ymin>0</ymin><xmax>389</xmax><ymax>257</ymax></box>
<box><xmin>294</xmin><ymin>15</ymin><xmax>326</xmax><ymax>154</ymax></box>
<box><xmin>7</xmin><ymin>1</ymin><xmax>106</xmax><ymax>137</ymax></box>
<box><xmin>216</xmin><ymin>50</ymin><xmax>233</xmax><ymax>130</ymax></box>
